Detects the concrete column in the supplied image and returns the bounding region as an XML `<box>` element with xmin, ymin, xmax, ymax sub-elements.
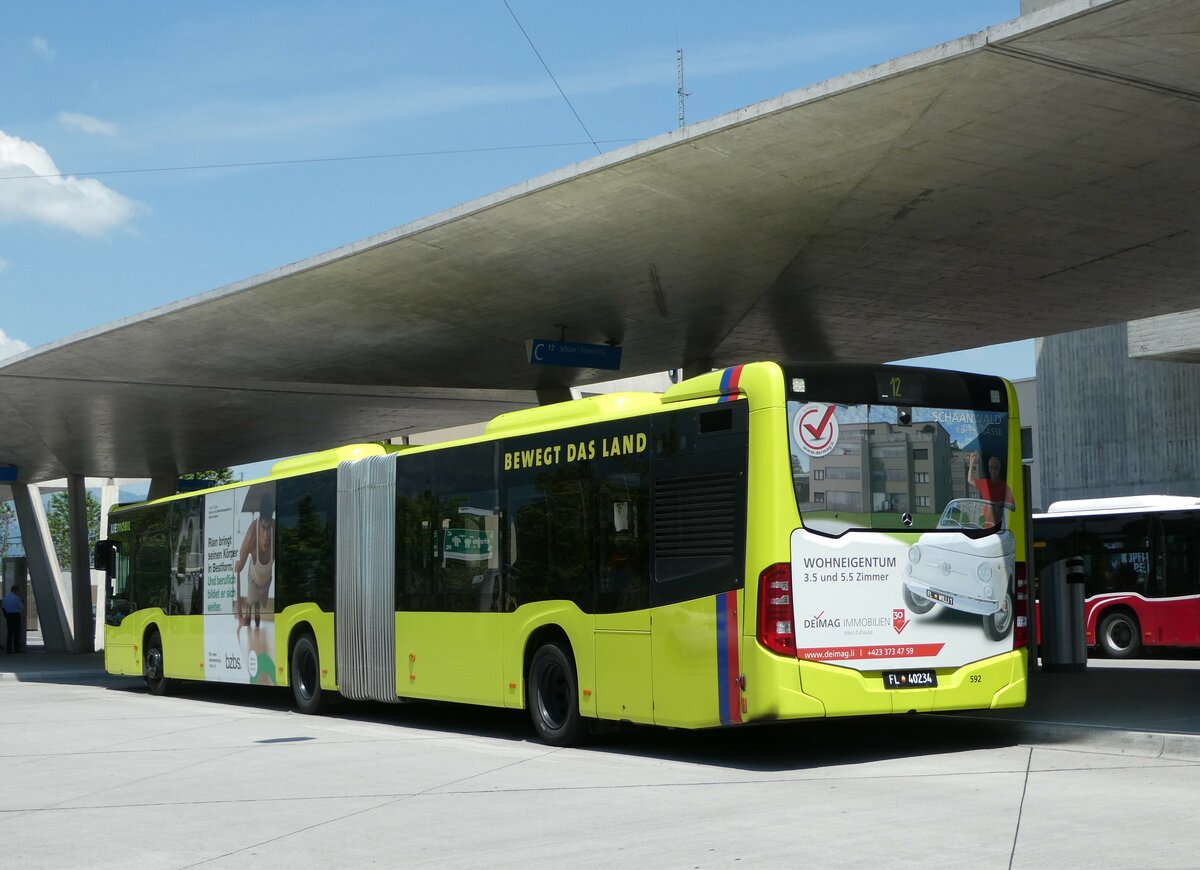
<box><xmin>682</xmin><ymin>359</ymin><xmax>713</xmax><ymax>380</ymax></box>
<box><xmin>11</xmin><ymin>483</ymin><xmax>72</xmax><ymax>652</ymax></box>
<box><xmin>67</xmin><ymin>474</ymin><xmax>94</xmax><ymax>653</ymax></box>
<box><xmin>536</xmin><ymin>386</ymin><xmax>573</xmax><ymax>405</ymax></box>
<box><xmin>147</xmin><ymin>475</ymin><xmax>176</xmax><ymax>500</ymax></box>
<box><xmin>98</xmin><ymin>479</ymin><xmax>121</xmax><ymax>538</ymax></box>
<box><xmin>89</xmin><ymin>479</ymin><xmax>123</xmax><ymax>651</ymax></box>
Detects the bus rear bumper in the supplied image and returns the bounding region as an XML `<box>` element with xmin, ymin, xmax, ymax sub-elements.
<box><xmin>742</xmin><ymin>644</ymin><xmax>1028</xmax><ymax>721</ymax></box>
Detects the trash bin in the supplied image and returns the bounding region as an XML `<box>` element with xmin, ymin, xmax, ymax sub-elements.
<box><xmin>1040</xmin><ymin>555</ymin><xmax>1087</xmax><ymax>672</ymax></box>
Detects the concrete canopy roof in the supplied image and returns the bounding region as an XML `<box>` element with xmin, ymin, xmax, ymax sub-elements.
<box><xmin>2</xmin><ymin>0</ymin><xmax>1198</xmax><ymax>484</ymax></box>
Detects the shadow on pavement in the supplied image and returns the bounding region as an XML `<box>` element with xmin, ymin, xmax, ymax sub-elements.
<box><xmin>6</xmin><ymin>640</ymin><xmax>1200</xmax><ymax>766</ymax></box>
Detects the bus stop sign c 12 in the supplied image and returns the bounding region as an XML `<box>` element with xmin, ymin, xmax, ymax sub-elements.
<box><xmin>526</xmin><ymin>339</ymin><xmax>622</xmax><ymax>371</ymax></box>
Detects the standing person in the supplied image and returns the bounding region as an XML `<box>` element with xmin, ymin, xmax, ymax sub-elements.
<box><xmin>234</xmin><ymin>493</ymin><xmax>275</xmax><ymax>629</ymax></box>
<box><xmin>967</xmin><ymin>451</ymin><xmax>1015</xmax><ymax>527</ymax></box>
<box><xmin>2</xmin><ymin>583</ymin><xmax>24</xmax><ymax>653</ymax></box>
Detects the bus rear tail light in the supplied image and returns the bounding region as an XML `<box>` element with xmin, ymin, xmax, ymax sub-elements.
<box><xmin>757</xmin><ymin>563</ymin><xmax>796</xmax><ymax>656</ymax></box>
<box><xmin>1013</xmin><ymin>561</ymin><xmax>1029</xmax><ymax>649</ymax></box>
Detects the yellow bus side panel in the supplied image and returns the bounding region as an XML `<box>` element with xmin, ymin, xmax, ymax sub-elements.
<box><xmin>105</xmin><ymin>610</ymin><xmax>171</xmax><ymax>679</ymax></box>
<box><xmin>396</xmin><ymin>611</ymin><xmax>505</xmax><ymax>706</ymax></box>
<box><xmin>594</xmin><ymin>629</ymin><xmax>653</xmax><ymax>724</ymax></box>
<box><xmin>106</xmin><ymin>606</ymin><xmax>340</xmax><ymax>691</ymax></box>
<box><xmin>651</xmin><ymin>596</ymin><xmax>727</xmax><ymax>728</ymax></box>
<box><xmin>740</xmin><ymin>642</ymin><xmax>826</xmax><ymax>720</ymax></box>
<box><xmin>104</xmin><ymin>641</ymin><xmax>140</xmax><ymax>677</ymax></box>
<box><xmin>104</xmin><ymin>612</ymin><xmax>148</xmax><ymax>677</ymax></box>
<box><xmin>500</xmin><ymin>603</ymin><xmax>596</xmax><ymax>716</ymax></box>
<box><xmin>275</xmin><ymin>605</ymin><xmax>336</xmax><ymax>692</ymax></box>
<box><xmin>985</xmin><ymin>648</ymin><xmax>1028</xmax><ymax>710</ymax></box>
<box><xmin>165</xmin><ymin>615</ymin><xmax>204</xmax><ymax>680</ymax></box>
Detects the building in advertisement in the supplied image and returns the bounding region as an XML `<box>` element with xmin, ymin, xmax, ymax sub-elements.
<box><xmin>803</xmin><ymin>421</ymin><xmax>959</xmax><ymax>518</ymax></box>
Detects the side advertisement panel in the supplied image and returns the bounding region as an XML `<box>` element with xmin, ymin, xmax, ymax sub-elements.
<box><xmin>204</xmin><ymin>485</ymin><xmax>278</xmax><ymax>685</ymax></box>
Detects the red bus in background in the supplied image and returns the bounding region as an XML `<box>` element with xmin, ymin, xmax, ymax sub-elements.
<box><xmin>1034</xmin><ymin>496</ymin><xmax>1200</xmax><ymax>658</ymax></box>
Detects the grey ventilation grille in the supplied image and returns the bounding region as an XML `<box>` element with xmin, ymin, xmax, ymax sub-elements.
<box><xmin>654</xmin><ymin>473</ymin><xmax>738</xmax><ymax>558</ymax></box>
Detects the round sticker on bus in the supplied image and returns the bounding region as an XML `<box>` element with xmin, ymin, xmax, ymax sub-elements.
<box><xmin>793</xmin><ymin>402</ymin><xmax>840</xmax><ymax>457</ymax></box>
<box><xmin>248</xmin><ymin>650</ymin><xmax>259</xmax><ymax>680</ymax></box>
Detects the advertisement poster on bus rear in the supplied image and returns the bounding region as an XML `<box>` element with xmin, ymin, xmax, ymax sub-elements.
<box><xmin>791</xmin><ymin>528</ymin><xmax>1015</xmax><ymax>670</ymax></box>
<box><xmin>203</xmin><ymin>485</ymin><xmax>278</xmax><ymax>685</ymax></box>
<box><xmin>788</xmin><ymin>396</ymin><xmax>1018</xmax><ymax>671</ymax></box>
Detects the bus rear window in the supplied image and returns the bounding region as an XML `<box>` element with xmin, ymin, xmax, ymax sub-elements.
<box><xmin>788</xmin><ymin>401</ymin><xmax>1011</xmax><ymax>535</ymax></box>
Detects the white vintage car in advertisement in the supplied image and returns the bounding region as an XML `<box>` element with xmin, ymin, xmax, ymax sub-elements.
<box><xmin>902</xmin><ymin>498</ymin><xmax>1015</xmax><ymax>640</ymax></box>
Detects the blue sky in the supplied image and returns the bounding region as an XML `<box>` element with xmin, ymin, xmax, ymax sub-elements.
<box><xmin>1</xmin><ymin>0</ymin><xmax>1030</xmax><ymax>381</ymax></box>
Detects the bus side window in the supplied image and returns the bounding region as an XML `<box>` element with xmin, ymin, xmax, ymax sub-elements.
<box><xmin>103</xmin><ymin>544</ymin><xmax>134</xmax><ymax>626</ymax></box>
<box><xmin>277</xmin><ymin>471</ymin><xmax>337</xmax><ymax>613</ymax></box>
<box><xmin>1159</xmin><ymin>513</ymin><xmax>1196</xmax><ymax>598</ymax></box>
<box><xmin>504</xmin><ymin>473</ymin><xmax>592</xmax><ymax>611</ymax></box>
<box><xmin>1080</xmin><ymin>515</ymin><xmax>1151</xmax><ymax>595</ymax></box>
<box><xmin>129</xmin><ymin>504</ymin><xmax>170</xmax><ymax>615</ymax></box>
<box><xmin>397</xmin><ymin>445</ymin><xmax>497</xmax><ymax>613</ymax></box>
<box><xmin>596</xmin><ymin>471</ymin><xmax>649</xmax><ymax>614</ymax></box>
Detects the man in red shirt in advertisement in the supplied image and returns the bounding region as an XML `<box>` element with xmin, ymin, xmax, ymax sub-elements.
<box><xmin>968</xmin><ymin>451</ymin><xmax>1014</xmax><ymax>528</ymax></box>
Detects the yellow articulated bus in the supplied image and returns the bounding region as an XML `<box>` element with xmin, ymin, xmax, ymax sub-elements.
<box><xmin>96</xmin><ymin>361</ymin><xmax>1028</xmax><ymax>745</ymax></box>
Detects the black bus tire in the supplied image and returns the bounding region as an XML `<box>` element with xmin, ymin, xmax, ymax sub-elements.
<box><xmin>1098</xmin><ymin>611</ymin><xmax>1141</xmax><ymax>659</ymax></box>
<box><xmin>528</xmin><ymin>642</ymin><xmax>586</xmax><ymax>747</ymax></box>
<box><xmin>290</xmin><ymin>633</ymin><xmax>328</xmax><ymax>714</ymax></box>
<box><xmin>144</xmin><ymin>629</ymin><xmax>171</xmax><ymax>696</ymax></box>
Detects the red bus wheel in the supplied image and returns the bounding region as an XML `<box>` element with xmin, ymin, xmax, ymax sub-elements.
<box><xmin>1098</xmin><ymin>611</ymin><xmax>1141</xmax><ymax>658</ymax></box>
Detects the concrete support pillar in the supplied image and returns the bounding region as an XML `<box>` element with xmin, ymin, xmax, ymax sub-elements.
<box><xmin>682</xmin><ymin>359</ymin><xmax>713</xmax><ymax>380</ymax></box>
<box><xmin>67</xmin><ymin>474</ymin><xmax>94</xmax><ymax>653</ymax></box>
<box><xmin>98</xmin><ymin>479</ymin><xmax>121</xmax><ymax>538</ymax></box>
<box><xmin>11</xmin><ymin>483</ymin><xmax>72</xmax><ymax>652</ymax></box>
<box><xmin>147</xmin><ymin>475</ymin><xmax>176</xmax><ymax>500</ymax></box>
<box><xmin>536</xmin><ymin>386</ymin><xmax>573</xmax><ymax>406</ymax></box>
<box><xmin>95</xmin><ymin>479</ymin><xmax>122</xmax><ymax>651</ymax></box>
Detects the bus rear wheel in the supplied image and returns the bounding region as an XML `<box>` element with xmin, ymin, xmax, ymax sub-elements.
<box><xmin>144</xmin><ymin>629</ymin><xmax>172</xmax><ymax>696</ymax></box>
<box><xmin>528</xmin><ymin>642</ymin><xmax>585</xmax><ymax>747</ymax></box>
<box><xmin>1098</xmin><ymin>611</ymin><xmax>1141</xmax><ymax>659</ymax></box>
<box><xmin>290</xmin><ymin>633</ymin><xmax>328</xmax><ymax>714</ymax></box>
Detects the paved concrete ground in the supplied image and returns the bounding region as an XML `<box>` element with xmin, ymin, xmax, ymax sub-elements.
<box><xmin>2</xmin><ymin>644</ymin><xmax>1198</xmax><ymax>869</ymax></box>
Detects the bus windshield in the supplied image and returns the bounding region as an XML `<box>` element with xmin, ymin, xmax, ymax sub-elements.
<box><xmin>789</xmin><ymin>401</ymin><xmax>1011</xmax><ymax>535</ymax></box>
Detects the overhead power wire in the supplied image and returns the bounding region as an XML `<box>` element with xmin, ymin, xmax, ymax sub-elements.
<box><xmin>501</xmin><ymin>0</ymin><xmax>602</xmax><ymax>155</ymax></box>
<box><xmin>0</xmin><ymin>139</ymin><xmax>636</xmax><ymax>182</ymax></box>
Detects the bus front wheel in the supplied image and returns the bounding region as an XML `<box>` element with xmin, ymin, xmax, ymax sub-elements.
<box><xmin>144</xmin><ymin>630</ymin><xmax>171</xmax><ymax>696</ymax></box>
<box><xmin>1098</xmin><ymin>611</ymin><xmax>1142</xmax><ymax>659</ymax></box>
<box><xmin>290</xmin><ymin>634</ymin><xmax>328</xmax><ymax>714</ymax></box>
<box><xmin>528</xmin><ymin>642</ymin><xmax>585</xmax><ymax>747</ymax></box>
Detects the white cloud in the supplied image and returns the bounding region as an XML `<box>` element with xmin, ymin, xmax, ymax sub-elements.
<box><xmin>0</xmin><ymin>130</ymin><xmax>138</xmax><ymax>235</ymax></box>
<box><xmin>0</xmin><ymin>258</ymin><xmax>7</xmax><ymax>272</ymax></box>
<box><xmin>31</xmin><ymin>37</ymin><xmax>55</xmax><ymax>59</ymax></box>
<box><xmin>0</xmin><ymin>326</ymin><xmax>31</xmax><ymax>361</ymax></box>
<box><xmin>58</xmin><ymin>112</ymin><xmax>119</xmax><ymax>136</ymax></box>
